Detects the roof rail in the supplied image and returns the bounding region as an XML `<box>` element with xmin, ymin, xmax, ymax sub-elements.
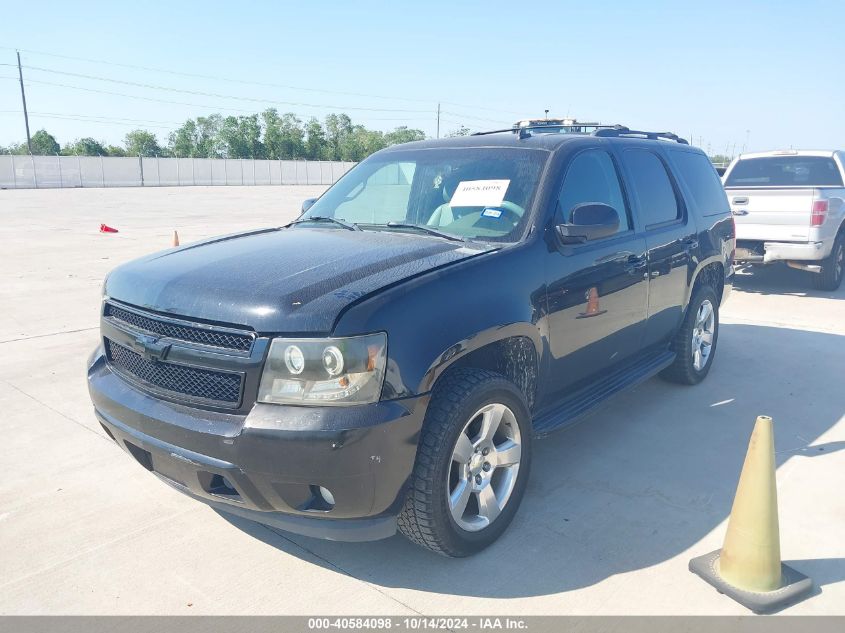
<box><xmin>470</xmin><ymin>123</ymin><xmax>689</xmax><ymax>144</ymax></box>
<box><xmin>593</xmin><ymin>125</ymin><xmax>689</xmax><ymax>144</ymax></box>
<box><xmin>472</xmin><ymin>123</ymin><xmax>617</xmax><ymax>140</ymax></box>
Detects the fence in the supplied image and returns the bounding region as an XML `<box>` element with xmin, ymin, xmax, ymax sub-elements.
<box><xmin>0</xmin><ymin>155</ymin><xmax>356</xmax><ymax>189</ymax></box>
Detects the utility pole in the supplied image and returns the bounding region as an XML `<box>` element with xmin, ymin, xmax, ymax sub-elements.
<box><xmin>436</xmin><ymin>103</ymin><xmax>440</xmax><ymax>139</ymax></box>
<box><xmin>17</xmin><ymin>51</ymin><xmax>32</xmax><ymax>154</ymax></box>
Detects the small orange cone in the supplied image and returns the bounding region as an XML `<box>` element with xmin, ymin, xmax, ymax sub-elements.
<box><xmin>172</xmin><ymin>230</ymin><xmax>180</xmax><ymax>247</ymax></box>
<box><xmin>689</xmin><ymin>415</ymin><xmax>812</xmax><ymax>613</ymax></box>
<box><xmin>577</xmin><ymin>287</ymin><xmax>607</xmax><ymax>318</ymax></box>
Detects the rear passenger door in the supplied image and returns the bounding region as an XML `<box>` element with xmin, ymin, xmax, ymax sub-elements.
<box><xmin>619</xmin><ymin>148</ymin><xmax>697</xmax><ymax>349</ymax></box>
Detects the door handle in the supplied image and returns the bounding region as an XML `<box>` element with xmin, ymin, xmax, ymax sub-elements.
<box><xmin>624</xmin><ymin>254</ymin><xmax>646</xmax><ymax>274</ymax></box>
<box><xmin>593</xmin><ymin>250</ymin><xmax>635</xmax><ymax>266</ymax></box>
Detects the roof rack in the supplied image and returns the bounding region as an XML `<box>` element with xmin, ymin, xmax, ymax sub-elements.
<box><xmin>471</xmin><ymin>123</ymin><xmax>689</xmax><ymax>144</ymax></box>
<box><xmin>593</xmin><ymin>125</ymin><xmax>689</xmax><ymax>144</ymax></box>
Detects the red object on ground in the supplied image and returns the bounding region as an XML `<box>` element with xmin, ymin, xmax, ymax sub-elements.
<box><xmin>100</xmin><ymin>224</ymin><xmax>119</xmax><ymax>233</ymax></box>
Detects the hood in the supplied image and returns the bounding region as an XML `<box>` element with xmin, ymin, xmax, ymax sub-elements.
<box><xmin>104</xmin><ymin>226</ymin><xmax>493</xmax><ymax>333</ymax></box>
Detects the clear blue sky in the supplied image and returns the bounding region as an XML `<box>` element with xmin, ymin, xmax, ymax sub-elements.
<box><xmin>1</xmin><ymin>0</ymin><xmax>843</xmax><ymax>155</ymax></box>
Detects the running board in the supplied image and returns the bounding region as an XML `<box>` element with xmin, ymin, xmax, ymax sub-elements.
<box><xmin>532</xmin><ymin>350</ymin><xmax>676</xmax><ymax>438</ymax></box>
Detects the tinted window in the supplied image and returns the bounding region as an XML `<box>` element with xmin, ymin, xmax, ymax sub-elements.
<box><xmin>622</xmin><ymin>150</ymin><xmax>680</xmax><ymax>227</ymax></box>
<box><xmin>671</xmin><ymin>151</ymin><xmax>730</xmax><ymax>217</ymax></box>
<box><xmin>724</xmin><ymin>156</ymin><xmax>843</xmax><ymax>187</ymax></box>
<box><xmin>558</xmin><ymin>150</ymin><xmax>630</xmax><ymax>232</ymax></box>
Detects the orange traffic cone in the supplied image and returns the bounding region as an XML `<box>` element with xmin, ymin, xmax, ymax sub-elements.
<box><xmin>577</xmin><ymin>287</ymin><xmax>606</xmax><ymax>318</ymax></box>
<box><xmin>689</xmin><ymin>415</ymin><xmax>813</xmax><ymax>613</ymax></box>
<box><xmin>172</xmin><ymin>230</ymin><xmax>180</xmax><ymax>247</ymax></box>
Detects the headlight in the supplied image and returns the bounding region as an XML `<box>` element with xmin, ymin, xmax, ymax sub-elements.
<box><xmin>257</xmin><ymin>333</ymin><xmax>387</xmax><ymax>405</ymax></box>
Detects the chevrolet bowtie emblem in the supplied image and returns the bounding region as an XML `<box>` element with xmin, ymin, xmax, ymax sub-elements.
<box><xmin>132</xmin><ymin>334</ymin><xmax>172</xmax><ymax>362</ymax></box>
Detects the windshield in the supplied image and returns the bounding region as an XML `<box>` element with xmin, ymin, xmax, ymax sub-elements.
<box><xmin>725</xmin><ymin>156</ymin><xmax>843</xmax><ymax>187</ymax></box>
<box><xmin>300</xmin><ymin>147</ymin><xmax>548</xmax><ymax>241</ymax></box>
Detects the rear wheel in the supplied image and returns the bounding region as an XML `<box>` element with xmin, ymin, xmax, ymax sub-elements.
<box><xmin>397</xmin><ymin>368</ymin><xmax>532</xmax><ymax>557</ymax></box>
<box><xmin>812</xmin><ymin>233</ymin><xmax>844</xmax><ymax>291</ymax></box>
<box><xmin>660</xmin><ymin>285</ymin><xmax>720</xmax><ymax>385</ymax></box>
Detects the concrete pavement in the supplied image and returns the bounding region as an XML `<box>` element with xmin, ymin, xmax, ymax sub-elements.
<box><xmin>1</xmin><ymin>187</ymin><xmax>843</xmax><ymax>614</ymax></box>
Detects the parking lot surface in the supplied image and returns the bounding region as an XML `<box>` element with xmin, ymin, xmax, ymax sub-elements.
<box><xmin>1</xmin><ymin>187</ymin><xmax>843</xmax><ymax>615</ymax></box>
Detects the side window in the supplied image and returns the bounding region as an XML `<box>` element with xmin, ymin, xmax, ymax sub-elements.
<box><xmin>558</xmin><ymin>150</ymin><xmax>630</xmax><ymax>233</ymax></box>
<box><xmin>670</xmin><ymin>151</ymin><xmax>730</xmax><ymax>217</ymax></box>
<box><xmin>621</xmin><ymin>150</ymin><xmax>680</xmax><ymax>227</ymax></box>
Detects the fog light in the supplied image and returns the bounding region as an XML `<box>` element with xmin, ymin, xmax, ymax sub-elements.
<box><xmin>318</xmin><ymin>486</ymin><xmax>335</xmax><ymax>507</ymax></box>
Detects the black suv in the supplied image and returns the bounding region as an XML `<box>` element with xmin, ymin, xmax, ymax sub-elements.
<box><xmin>88</xmin><ymin>126</ymin><xmax>734</xmax><ymax>557</ymax></box>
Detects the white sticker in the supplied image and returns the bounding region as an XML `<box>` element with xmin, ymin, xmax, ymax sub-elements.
<box><xmin>449</xmin><ymin>179</ymin><xmax>510</xmax><ymax>207</ymax></box>
<box><xmin>481</xmin><ymin>208</ymin><xmax>503</xmax><ymax>218</ymax></box>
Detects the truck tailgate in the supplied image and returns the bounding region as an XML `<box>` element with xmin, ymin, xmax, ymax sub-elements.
<box><xmin>726</xmin><ymin>188</ymin><xmax>816</xmax><ymax>242</ymax></box>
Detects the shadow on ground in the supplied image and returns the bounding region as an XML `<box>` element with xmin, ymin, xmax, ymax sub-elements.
<box><xmin>733</xmin><ymin>262</ymin><xmax>844</xmax><ymax>299</ymax></box>
<box><xmin>220</xmin><ymin>321</ymin><xmax>844</xmax><ymax>599</ymax></box>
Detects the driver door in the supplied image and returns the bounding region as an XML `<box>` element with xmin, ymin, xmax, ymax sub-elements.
<box><xmin>544</xmin><ymin>148</ymin><xmax>649</xmax><ymax>400</ymax></box>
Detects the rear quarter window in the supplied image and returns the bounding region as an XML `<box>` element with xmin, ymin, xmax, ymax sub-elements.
<box><xmin>725</xmin><ymin>156</ymin><xmax>844</xmax><ymax>187</ymax></box>
<box><xmin>669</xmin><ymin>150</ymin><xmax>730</xmax><ymax>217</ymax></box>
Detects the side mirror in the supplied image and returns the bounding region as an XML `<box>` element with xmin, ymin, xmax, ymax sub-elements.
<box><xmin>301</xmin><ymin>198</ymin><xmax>317</xmax><ymax>214</ymax></box>
<box><xmin>556</xmin><ymin>202</ymin><xmax>620</xmax><ymax>244</ymax></box>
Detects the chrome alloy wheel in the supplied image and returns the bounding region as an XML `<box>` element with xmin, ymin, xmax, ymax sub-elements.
<box><xmin>691</xmin><ymin>299</ymin><xmax>716</xmax><ymax>371</ymax></box>
<box><xmin>835</xmin><ymin>243</ymin><xmax>844</xmax><ymax>280</ymax></box>
<box><xmin>447</xmin><ymin>403</ymin><xmax>522</xmax><ymax>532</ymax></box>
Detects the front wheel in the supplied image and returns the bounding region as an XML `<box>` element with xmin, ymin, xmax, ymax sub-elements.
<box><xmin>660</xmin><ymin>285</ymin><xmax>720</xmax><ymax>385</ymax></box>
<box><xmin>397</xmin><ymin>368</ymin><xmax>532</xmax><ymax>557</ymax></box>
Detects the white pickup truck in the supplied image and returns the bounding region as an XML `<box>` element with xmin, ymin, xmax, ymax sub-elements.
<box><xmin>723</xmin><ymin>149</ymin><xmax>845</xmax><ymax>290</ymax></box>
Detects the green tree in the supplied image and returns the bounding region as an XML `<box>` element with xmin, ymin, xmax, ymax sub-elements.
<box><xmin>324</xmin><ymin>113</ymin><xmax>353</xmax><ymax>161</ymax></box>
<box><xmin>340</xmin><ymin>125</ymin><xmax>385</xmax><ymax>161</ymax></box>
<box><xmin>124</xmin><ymin>129</ymin><xmax>163</xmax><ymax>157</ymax></box>
<box><xmin>447</xmin><ymin>125</ymin><xmax>471</xmax><ymax>137</ymax></box>
<box><xmin>63</xmin><ymin>137</ymin><xmax>108</xmax><ymax>156</ymax></box>
<box><xmin>384</xmin><ymin>126</ymin><xmax>426</xmax><ymax>146</ymax></box>
<box><xmin>195</xmin><ymin>115</ymin><xmax>223</xmax><ymax>157</ymax></box>
<box><xmin>303</xmin><ymin>117</ymin><xmax>327</xmax><ymax>160</ymax></box>
<box><xmin>1</xmin><ymin>142</ymin><xmax>27</xmax><ymax>154</ymax></box>
<box><xmin>262</xmin><ymin>109</ymin><xmax>305</xmax><ymax>159</ymax></box>
<box><xmin>30</xmin><ymin>129</ymin><xmax>60</xmax><ymax>155</ymax></box>
<box><xmin>218</xmin><ymin>115</ymin><xmax>264</xmax><ymax>158</ymax></box>
<box><xmin>168</xmin><ymin>120</ymin><xmax>197</xmax><ymax>157</ymax></box>
<box><xmin>105</xmin><ymin>145</ymin><xmax>127</xmax><ymax>157</ymax></box>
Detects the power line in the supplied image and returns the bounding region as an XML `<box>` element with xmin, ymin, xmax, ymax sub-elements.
<box><xmin>1</xmin><ymin>63</ymin><xmax>433</xmax><ymax>114</ymax></box>
<box><xmin>0</xmin><ymin>75</ymin><xmax>435</xmax><ymax>125</ymax></box>
<box><xmin>440</xmin><ymin>110</ymin><xmax>512</xmax><ymax>125</ymax></box>
<box><xmin>2</xmin><ymin>45</ymin><xmax>526</xmax><ymax>117</ymax></box>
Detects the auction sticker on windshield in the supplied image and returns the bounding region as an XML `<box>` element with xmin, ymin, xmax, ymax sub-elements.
<box><xmin>450</xmin><ymin>179</ymin><xmax>510</xmax><ymax>207</ymax></box>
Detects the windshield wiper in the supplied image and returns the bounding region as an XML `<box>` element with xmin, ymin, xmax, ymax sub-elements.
<box><xmin>384</xmin><ymin>222</ymin><xmax>465</xmax><ymax>242</ymax></box>
<box><xmin>291</xmin><ymin>216</ymin><xmax>361</xmax><ymax>231</ymax></box>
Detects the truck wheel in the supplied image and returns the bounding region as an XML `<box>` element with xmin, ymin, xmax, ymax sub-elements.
<box><xmin>812</xmin><ymin>233</ymin><xmax>844</xmax><ymax>291</ymax></box>
<box><xmin>660</xmin><ymin>285</ymin><xmax>720</xmax><ymax>385</ymax></box>
<box><xmin>398</xmin><ymin>368</ymin><xmax>532</xmax><ymax>557</ymax></box>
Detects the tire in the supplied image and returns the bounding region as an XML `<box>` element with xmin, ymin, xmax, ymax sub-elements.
<box><xmin>812</xmin><ymin>233</ymin><xmax>844</xmax><ymax>291</ymax></box>
<box><xmin>660</xmin><ymin>285</ymin><xmax>720</xmax><ymax>385</ymax></box>
<box><xmin>397</xmin><ymin>368</ymin><xmax>532</xmax><ymax>557</ymax></box>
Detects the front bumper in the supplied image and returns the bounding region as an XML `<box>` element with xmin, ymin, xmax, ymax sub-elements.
<box><xmin>88</xmin><ymin>348</ymin><xmax>428</xmax><ymax>541</ymax></box>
